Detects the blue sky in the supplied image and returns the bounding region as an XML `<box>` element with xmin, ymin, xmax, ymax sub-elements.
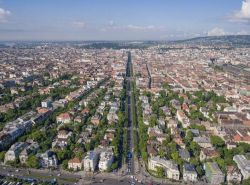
<box><xmin>0</xmin><ymin>0</ymin><xmax>249</xmax><ymax>41</ymax></box>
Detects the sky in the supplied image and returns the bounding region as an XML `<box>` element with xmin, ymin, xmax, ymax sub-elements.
<box><xmin>0</xmin><ymin>0</ymin><xmax>250</xmax><ymax>41</ymax></box>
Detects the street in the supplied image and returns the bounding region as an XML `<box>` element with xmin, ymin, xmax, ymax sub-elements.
<box><xmin>125</xmin><ymin>52</ymin><xmax>135</xmax><ymax>178</ymax></box>
<box><xmin>0</xmin><ymin>165</ymin><xmax>80</xmax><ymax>184</ymax></box>
<box><xmin>0</xmin><ymin>52</ymin><xmax>183</xmax><ymax>185</ymax></box>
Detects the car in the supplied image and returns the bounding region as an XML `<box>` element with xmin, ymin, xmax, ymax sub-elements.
<box><xmin>127</xmin><ymin>152</ymin><xmax>132</xmax><ymax>158</ymax></box>
<box><xmin>57</xmin><ymin>173</ymin><xmax>61</xmax><ymax>177</ymax></box>
<box><xmin>15</xmin><ymin>169</ymin><xmax>19</xmax><ymax>172</ymax></box>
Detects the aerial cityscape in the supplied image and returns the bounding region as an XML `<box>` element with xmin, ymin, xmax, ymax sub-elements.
<box><xmin>0</xmin><ymin>0</ymin><xmax>250</xmax><ymax>185</ymax></box>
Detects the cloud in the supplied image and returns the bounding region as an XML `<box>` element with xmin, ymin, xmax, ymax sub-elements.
<box><xmin>236</xmin><ymin>30</ymin><xmax>250</xmax><ymax>35</ymax></box>
<box><xmin>0</xmin><ymin>7</ymin><xmax>11</xmax><ymax>22</ymax></box>
<box><xmin>100</xmin><ymin>20</ymin><xmax>117</xmax><ymax>31</ymax></box>
<box><xmin>207</xmin><ymin>27</ymin><xmax>227</xmax><ymax>36</ymax></box>
<box><xmin>108</xmin><ymin>20</ymin><xmax>115</xmax><ymax>26</ymax></box>
<box><xmin>72</xmin><ymin>21</ymin><xmax>86</xmax><ymax>28</ymax></box>
<box><xmin>101</xmin><ymin>21</ymin><xmax>165</xmax><ymax>32</ymax></box>
<box><xmin>230</xmin><ymin>0</ymin><xmax>250</xmax><ymax>23</ymax></box>
<box><xmin>126</xmin><ymin>24</ymin><xmax>159</xmax><ymax>31</ymax></box>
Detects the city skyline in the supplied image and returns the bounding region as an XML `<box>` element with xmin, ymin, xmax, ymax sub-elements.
<box><xmin>0</xmin><ymin>1</ymin><xmax>250</xmax><ymax>184</ymax></box>
<box><xmin>0</xmin><ymin>0</ymin><xmax>250</xmax><ymax>41</ymax></box>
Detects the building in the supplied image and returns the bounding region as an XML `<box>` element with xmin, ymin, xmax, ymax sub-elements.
<box><xmin>52</xmin><ymin>99</ymin><xmax>68</xmax><ymax>109</ymax></box>
<box><xmin>107</xmin><ymin>112</ymin><xmax>118</xmax><ymax>124</ymax></box>
<box><xmin>226</xmin><ymin>165</ymin><xmax>242</xmax><ymax>184</ymax></box>
<box><xmin>193</xmin><ymin>136</ymin><xmax>212</xmax><ymax>148</ymax></box>
<box><xmin>56</xmin><ymin>113</ymin><xmax>71</xmax><ymax>124</ymax></box>
<box><xmin>200</xmin><ymin>147</ymin><xmax>220</xmax><ymax>161</ymax></box>
<box><xmin>91</xmin><ymin>115</ymin><xmax>101</xmax><ymax>125</ymax></box>
<box><xmin>52</xmin><ymin>129</ymin><xmax>72</xmax><ymax>149</ymax></box>
<box><xmin>176</xmin><ymin>110</ymin><xmax>190</xmax><ymax>128</ymax></box>
<box><xmin>0</xmin><ymin>111</ymin><xmax>36</xmax><ymax>150</ymax></box>
<box><xmin>0</xmin><ymin>133</ymin><xmax>12</xmax><ymax>151</ymax></box>
<box><xmin>83</xmin><ymin>150</ymin><xmax>99</xmax><ymax>172</ymax></box>
<box><xmin>38</xmin><ymin>150</ymin><xmax>58</xmax><ymax>168</ymax></box>
<box><xmin>68</xmin><ymin>157</ymin><xmax>82</xmax><ymax>171</ymax></box>
<box><xmin>167</xmin><ymin>119</ymin><xmax>178</xmax><ymax>129</ymax></box>
<box><xmin>226</xmin><ymin>141</ymin><xmax>237</xmax><ymax>150</ymax></box>
<box><xmin>233</xmin><ymin>155</ymin><xmax>250</xmax><ymax>180</ymax></box>
<box><xmin>4</xmin><ymin>142</ymin><xmax>28</xmax><ymax>163</ymax></box>
<box><xmin>41</xmin><ymin>98</ymin><xmax>52</xmax><ymax>108</ymax></box>
<box><xmin>148</xmin><ymin>156</ymin><xmax>180</xmax><ymax>180</ymax></box>
<box><xmin>178</xmin><ymin>148</ymin><xmax>190</xmax><ymax>162</ymax></box>
<box><xmin>183</xmin><ymin>163</ymin><xmax>198</xmax><ymax>182</ymax></box>
<box><xmin>98</xmin><ymin>148</ymin><xmax>114</xmax><ymax>171</ymax></box>
<box><xmin>19</xmin><ymin>142</ymin><xmax>39</xmax><ymax>164</ymax></box>
<box><xmin>204</xmin><ymin>162</ymin><xmax>225</xmax><ymax>184</ymax></box>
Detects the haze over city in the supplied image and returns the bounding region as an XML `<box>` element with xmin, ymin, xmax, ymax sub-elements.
<box><xmin>0</xmin><ymin>0</ymin><xmax>250</xmax><ymax>40</ymax></box>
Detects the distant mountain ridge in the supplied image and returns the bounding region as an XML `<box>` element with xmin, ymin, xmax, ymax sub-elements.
<box><xmin>175</xmin><ymin>35</ymin><xmax>250</xmax><ymax>47</ymax></box>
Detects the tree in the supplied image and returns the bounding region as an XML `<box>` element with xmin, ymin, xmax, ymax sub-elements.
<box><xmin>195</xmin><ymin>165</ymin><xmax>204</xmax><ymax>177</ymax></box>
<box><xmin>0</xmin><ymin>151</ymin><xmax>6</xmax><ymax>162</ymax></box>
<box><xmin>211</xmin><ymin>135</ymin><xmax>225</xmax><ymax>148</ymax></box>
<box><xmin>152</xmin><ymin>102</ymin><xmax>159</xmax><ymax>115</ymax></box>
<box><xmin>216</xmin><ymin>157</ymin><xmax>226</xmax><ymax>172</ymax></box>
<box><xmin>189</xmin><ymin>124</ymin><xmax>206</xmax><ymax>131</ymax></box>
<box><xmin>62</xmin><ymin>160</ymin><xmax>69</xmax><ymax>170</ymax></box>
<box><xmin>190</xmin><ymin>157</ymin><xmax>199</xmax><ymax>166</ymax></box>
<box><xmin>242</xmin><ymin>178</ymin><xmax>250</xmax><ymax>185</ymax></box>
<box><xmin>190</xmin><ymin>141</ymin><xmax>200</xmax><ymax>157</ymax></box>
<box><xmin>237</xmin><ymin>143</ymin><xmax>250</xmax><ymax>153</ymax></box>
<box><xmin>185</xmin><ymin>131</ymin><xmax>193</xmax><ymax>145</ymax></box>
<box><xmin>171</xmin><ymin>151</ymin><xmax>179</xmax><ymax>162</ymax></box>
<box><xmin>159</xmin><ymin>90</ymin><xmax>166</xmax><ymax>98</ymax></box>
<box><xmin>162</xmin><ymin>135</ymin><xmax>171</xmax><ymax>145</ymax></box>
<box><xmin>159</xmin><ymin>149</ymin><xmax>165</xmax><ymax>158</ymax></box>
<box><xmin>156</xmin><ymin>166</ymin><xmax>165</xmax><ymax>177</ymax></box>
<box><xmin>169</xmin><ymin>142</ymin><xmax>177</xmax><ymax>153</ymax></box>
<box><xmin>26</xmin><ymin>155</ymin><xmax>40</xmax><ymax>168</ymax></box>
<box><xmin>31</xmin><ymin>130</ymin><xmax>45</xmax><ymax>142</ymax></box>
<box><xmin>149</xmin><ymin>115</ymin><xmax>157</xmax><ymax>127</ymax></box>
<box><xmin>158</xmin><ymin>109</ymin><xmax>165</xmax><ymax>118</ymax></box>
<box><xmin>56</xmin><ymin>149</ymin><xmax>71</xmax><ymax>162</ymax></box>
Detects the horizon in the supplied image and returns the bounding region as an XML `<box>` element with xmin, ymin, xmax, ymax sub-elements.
<box><xmin>0</xmin><ymin>0</ymin><xmax>250</xmax><ymax>41</ymax></box>
<box><xmin>1</xmin><ymin>34</ymin><xmax>250</xmax><ymax>43</ymax></box>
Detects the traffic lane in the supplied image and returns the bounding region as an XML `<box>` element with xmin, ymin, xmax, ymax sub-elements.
<box><xmin>0</xmin><ymin>166</ymin><xmax>81</xmax><ymax>183</ymax></box>
<box><xmin>0</xmin><ymin>165</ymin><xmax>81</xmax><ymax>177</ymax></box>
<box><xmin>0</xmin><ymin>172</ymin><xmax>78</xmax><ymax>185</ymax></box>
<box><xmin>93</xmin><ymin>177</ymin><xmax>143</xmax><ymax>185</ymax></box>
<box><xmin>0</xmin><ymin>169</ymin><xmax>79</xmax><ymax>180</ymax></box>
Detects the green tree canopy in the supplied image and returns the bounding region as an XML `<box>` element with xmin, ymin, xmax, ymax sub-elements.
<box><xmin>26</xmin><ymin>155</ymin><xmax>40</xmax><ymax>169</ymax></box>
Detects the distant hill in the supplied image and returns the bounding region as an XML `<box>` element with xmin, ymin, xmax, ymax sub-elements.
<box><xmin>175</xmin><ymin>35</ymin><xmax>250</xmax><ymax>47</ymax></box>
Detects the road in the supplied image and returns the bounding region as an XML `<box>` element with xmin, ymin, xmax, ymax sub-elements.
<box><xmin>125</xmin><ymin>51</ymin><xmax>135</xmax><ymax>178</ymax></box>
<box><xmin>0</xmin><ymin>164</ymin><xmax>80</xmax><ymax>184</ymax></box>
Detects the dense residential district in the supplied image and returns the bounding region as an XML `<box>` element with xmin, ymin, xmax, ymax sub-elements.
<box><xmin>0</xmin><ymin>41</ymin><xmax>250</xmax><ymax>185</ymax></box>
